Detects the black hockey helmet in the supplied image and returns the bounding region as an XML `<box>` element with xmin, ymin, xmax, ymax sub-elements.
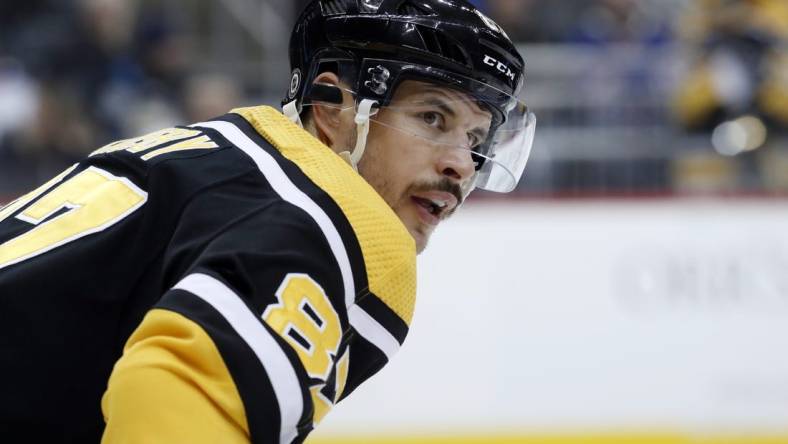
<box><xmin>286</xmin><ymin>0</ymin><xmax>525</xmax><ymax>116</ymax></box>
<box><xmin>283</xmin><ymin>0</ymin><xmax>535</xmax><ymax>194</ymax></box>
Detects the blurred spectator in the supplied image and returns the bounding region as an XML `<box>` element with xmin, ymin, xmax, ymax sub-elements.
<box><xmin>0</xmin><ymin>1</ymin><xmax>73</xmax><ymax>71</ymax></box>
<box><xmin>671</xmin><ymin>0</ymin><xmax>788</xmax><ymax>192</ymax></box>
<box><xmin>0</xmin><ymin>60</ymin><xmax>38</xmax><ymax>143</ymax></box>
<box><xmin>1</xmin><ymin>81</ymin><xmax>99</xmax><ymax>193</ymax></box>
<box><xmin>1</xmin><ymin>0</ymin><xmax>785</xmax><ymax>200</ymax></box>
<box><xmin>481</xmin><ymin>0</ymin><xmax>676</xmax><ymax>44</ymax></box>
<box><xmin>0</xmin><ymin>59</ymin><xmax>40</xmax><ymax>194</ymax></box>
<box><xmin>484</xmin><ymin>0</ymin><xmax>567</xmax><ymax>42</ymax></box>
<box><xmin>183</xmin><ymin>74</ymin><xmax>244</xmax><ymax>123</ymax></box>
<box><xmin>673</xmin><ymin>0</ymin><xmax>788</xmax><ymax>131</ymax></box>
<box><xmin>566</xmin><ymin>0</ymin><xmax>673</xmax><ymax>46</ymax></box>
<box><xmin>0</xmin><ymin>0</ymin><xmax>193</xmax><ymax>198</ymax></box>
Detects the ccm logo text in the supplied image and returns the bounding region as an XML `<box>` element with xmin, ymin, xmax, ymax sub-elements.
<box><xmin>483</xmin><ymin>55</ymin><xmax>516</xmax><ymax>82</ymax></box>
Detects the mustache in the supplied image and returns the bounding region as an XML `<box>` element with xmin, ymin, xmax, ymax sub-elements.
<box><xmin>409</xmin><ymin>178</ymin><xmax>464</xmax><ymax>208</ymax></box>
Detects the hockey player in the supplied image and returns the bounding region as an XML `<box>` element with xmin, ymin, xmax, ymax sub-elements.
<box><xmin>0</xmin><ymin>0</ymin><xmax>535</xmax><ymax>442</ymax></box>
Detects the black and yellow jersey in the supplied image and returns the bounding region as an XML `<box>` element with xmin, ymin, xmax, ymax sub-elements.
<box><xmin>0</xmin><ymin>106</ymin><xmax>417</xmax><ymax>443</ymax></box>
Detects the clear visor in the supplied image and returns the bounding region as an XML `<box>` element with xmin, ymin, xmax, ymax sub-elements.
<box><xmin>304</xmin><ymin>77</ymin><xmax>536</xmax><ymax>194</ymax></box>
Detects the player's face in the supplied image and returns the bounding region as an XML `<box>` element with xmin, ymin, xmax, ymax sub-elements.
<box><xmin>358</xmin><ymin>80</ymin><xmax>491</xmax><ymax>253</ymax></box>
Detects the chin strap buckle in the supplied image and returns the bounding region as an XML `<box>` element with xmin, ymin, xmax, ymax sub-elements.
<box><xmin>282</xmin><ymin>100</ymin><xmax>303</xmax><ymax>128</ymax></box>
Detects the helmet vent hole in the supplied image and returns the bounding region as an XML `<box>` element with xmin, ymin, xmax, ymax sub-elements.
<box><xmin>322</xmin><ymin>0</ymin><xmax>348</xmax><ymax>15</ymax></box>
<box><xmin>359</xmin><ymin>0</ymin><xmax>385</xmax><ymax>12</ymax></box>
<box><xmin>416</xmin><ymin>27</ymin><xmax>471</xmax><ymax>68</ymax></box>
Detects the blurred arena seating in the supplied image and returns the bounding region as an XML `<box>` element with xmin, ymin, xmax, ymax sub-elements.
<box><xmin>1</xmin><ymin>0</ymin><xmax>786</xmax><ymax>201</ymax></box>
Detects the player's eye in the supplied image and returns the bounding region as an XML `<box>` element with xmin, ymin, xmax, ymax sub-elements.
<box><xmin>468</xmin><ymin>133</ymin><xmax>480</xmax><ymax>148</ymax></box>
<box><xmin>421</xmin><ymin>111</ymin><xmax>444</xmax><ymax>129</ymax></box>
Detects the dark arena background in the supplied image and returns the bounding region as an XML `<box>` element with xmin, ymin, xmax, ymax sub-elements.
<box><xmin>1</xmin><ymin>1</ymin><xmax>787</xmax><ymax>443</ymax></box>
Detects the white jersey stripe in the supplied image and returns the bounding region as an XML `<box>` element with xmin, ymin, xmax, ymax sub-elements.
<box><xmin>193</xmin><ymin>119</ymin><xmax>400</xmax><ymax>367</ymax></box>
<box><xmin>348</xmin><ymin>304</ymin><xmax>400</xmax><ymax>361</ymax></box>
<box><xmin>193</xmin><ymin>120</ymin><xmax>356</xmax><ymax>310</ymax></box>
<box><xmin>173</xmin><ymin>273</ymin><xmax>302</xmax><ymax>444</ymax></box>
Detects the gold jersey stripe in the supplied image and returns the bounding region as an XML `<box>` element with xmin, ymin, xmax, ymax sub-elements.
<box><xmin>102</xmin><ymin>309</ymin><xmax>249</xmax><ymax>442</ymax></box>
<box><xmin>141</xmin><ymin>135</ymin><xmax>218</xmax><ymax>161</ymax></box>
<box><xmin>232</xmin><ymin>106</ymin><xmax>417</xmax><ymax>325</ymax></box>
<box><xmin>307</xmin><ymin>434</ymin><xmax>788</xmax><ymax>444</ymax></box>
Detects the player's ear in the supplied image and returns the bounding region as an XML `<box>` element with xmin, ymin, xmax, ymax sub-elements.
<box><xmin>310</xmin><ymin>72</ymin><xmax>351</xmax><ymax>149</ymax></box>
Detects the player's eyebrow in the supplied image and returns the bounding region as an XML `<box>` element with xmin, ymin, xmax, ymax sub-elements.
<box><xmin>423</xmin><ymin>97</ymin><xmax>457</xmax><ymax>118</ymax></box>
<box><xmin>420</xmin><ymin>95</ymin><xmax>491</xmax><ymax>141</ymax></box>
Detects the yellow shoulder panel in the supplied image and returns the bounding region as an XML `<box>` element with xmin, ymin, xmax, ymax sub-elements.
<box><xmin>102</xmin><ymin>309</ymin><xmax>249</xmax><ymax>443</ymax></box>
<box><xmin>232</xmin><ymin>106</ymin><xmax>417</xmax><ymax>325</ymax></box>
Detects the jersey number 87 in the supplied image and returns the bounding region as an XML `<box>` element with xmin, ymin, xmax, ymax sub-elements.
<box><xmin>264</xmin><ymin>273</ymin><xmax>349</xmax><ymax>425</ymax></box>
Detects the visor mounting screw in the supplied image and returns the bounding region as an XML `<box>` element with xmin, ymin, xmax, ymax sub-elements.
<box><xmin>364</xmin><ymin>65</ymin><xmax>390</xmax><ymax>95</ymax></box>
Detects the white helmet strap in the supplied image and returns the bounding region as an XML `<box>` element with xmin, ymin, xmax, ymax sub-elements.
<box><xmin>282</xmin><ymin>100</ymin><xmax>303</xmax><ymax>127</ymax></box>
<box><xmin>350</xmin><ymin>99</ymin><xmax>379</xmax><ymax>168</ymax></box>
<box><xmin>282</xmin><ymin>98</ymin><xmax>378</xmax><ymax>171</ymax></box>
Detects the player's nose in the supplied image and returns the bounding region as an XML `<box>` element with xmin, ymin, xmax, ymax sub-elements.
<box><xmin>436</xmin><ymin>142</ymin><xmax>476</xmax><ymax>184</ymax></box>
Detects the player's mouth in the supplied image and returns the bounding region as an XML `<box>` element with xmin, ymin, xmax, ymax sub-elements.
<box><xmin>410</xmin><ymin>191</ymin><xmax>458</xmax><ymax>226</ymax></box>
